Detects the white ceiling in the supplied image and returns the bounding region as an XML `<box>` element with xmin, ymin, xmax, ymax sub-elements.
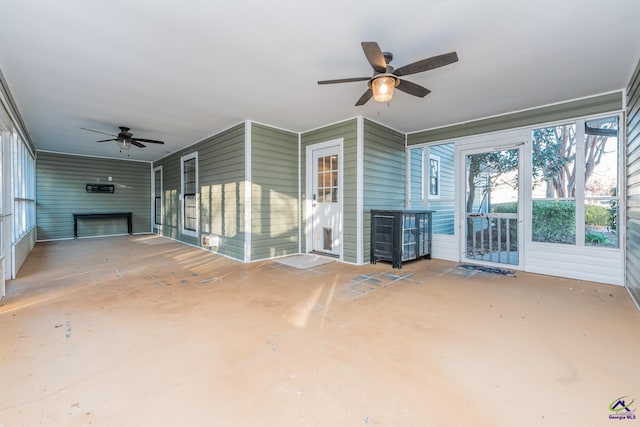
<box><xmin>0</xmin><ymin>0</ymin><xmax>639</xmax><ymax>162</ymax></box>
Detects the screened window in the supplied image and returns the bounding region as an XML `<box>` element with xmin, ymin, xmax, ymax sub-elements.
<box><xmin>181</xmin><ymin>153</ymin><xmax>198</xmax><ymax>235</ymax></box>
<box><xmin>12</xmin><ymin>132</ymin><xmax>35</xmax><ymax>243</ymax></box>
<box><xmin>583</xmin><ymin>116</ymin><xmax>619</xmax><ymax>247</ymax></box>
<box><xmin>531</xmin><ymin>116</ymin><xmax>620</xmax><ymax>248</ymax></box>
<box><xmin>531</xmin><ymin>123</ymin><xmax>576</xmax><ymax>244</ymax></box>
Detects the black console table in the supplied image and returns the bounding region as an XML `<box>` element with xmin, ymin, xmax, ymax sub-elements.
<box><xmin>73</xmin><ymin>212</ymin><xmax>132</xmax><ymax>238</ymax></box>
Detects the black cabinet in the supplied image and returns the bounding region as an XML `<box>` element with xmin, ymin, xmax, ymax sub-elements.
<box><xmin>371</xmin><ymin>210</ymin><xmax>433</xmax><ymax>269</ymax></box>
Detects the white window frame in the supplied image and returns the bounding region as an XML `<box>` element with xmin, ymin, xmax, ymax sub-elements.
<box><xmin>11</xmin><ymin>131</ymin><xmax>35</xmax><ymax>243</ymax></box>
<box><xmin>0</xmin><ymin>131</ymin><xmax>3</xmax><ymax>259</ymax></box>
<box><xmin>153</xmin><ymin>165</ymin><xmax>163</xmax><ymax>227</ymax></box>
<box><xmin>528</xmin><ymin>113</ymin><xmax>622</xmax><ymax>249</ymax></box>
<box><xmin>180</xmin><ymin>152</ymin><xmax>198</xmax><ymax>237</ymax></box>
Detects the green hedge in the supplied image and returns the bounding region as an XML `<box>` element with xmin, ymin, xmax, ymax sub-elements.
<box><xmin>492</xmin><ymin>202</ymin><xmax>517</xmax><ymax>214</ymax></box>
<box><xmin>491</xmin><ymin>201</ymin><xmax>611</xmax><ymax>243</ymax></box>
<box><xmin>531</xmin><ymin>200</ymin><xmax>575</xmax><ymax>243</ymax></box>
<box><xmin>489</xmin><ymin>201</ymin><xmax>615</xmax><ymax>246</ymax></box>
<box><xmin>585</xmin><ymin>204</ymin><xmax>609</xmax><ymax>226</ymax></box>
<box><xmin>492</xmin><ymin>201</ymin><xmax>576</xmax><ymax>243</ymax></box>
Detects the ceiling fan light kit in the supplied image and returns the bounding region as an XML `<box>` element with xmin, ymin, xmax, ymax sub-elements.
<box><xmin>118</xmin><ymin>139</ymin><xmax>131</xmax><ymax>150</ymax></box>
<box><xmin>370</xmin><ymin>75</ymin><xmax>398</xmax><ymax>102</ymax></box>
<box><xmin>318</xmin><ymin>41</ymin><xmax>458</xmax><ymax>106</ymax></box>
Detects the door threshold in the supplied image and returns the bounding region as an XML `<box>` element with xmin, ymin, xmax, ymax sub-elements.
<box><xmin>310</xmin><ymin>250</ymin><xmax>339</xmax><ymax>259</ymax></box>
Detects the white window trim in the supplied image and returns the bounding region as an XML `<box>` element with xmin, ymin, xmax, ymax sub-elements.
<box><xmin>11</xmin><ymin>130</ymin><xmax>35</xmax><ymax>244</ymax></box>
<box><xmin>153</xmin><ymin>165</ymin><xmax>163</xmax><ymax>227</ymax></box>
<box><xmin>180</xmin><ymin>152</ymin><xmax>198</xmax><ymax>238</ymax></box>
<box><xmin>528</xmin><ymin>113</ymin><xmax>623</xmax><ymax>250</ymax></box>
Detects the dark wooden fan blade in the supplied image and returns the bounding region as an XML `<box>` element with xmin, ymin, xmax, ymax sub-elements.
<box><xmin>96</xmin><ymin>138</ymin><xmax>117</xmax><ymax>142</ymax></box>
<box><xmin>361</xmin><ymin>42</ymin><xmax>387</xmax><ymax>73</ymax></box>
<box><xmin>355</xmin><ymin>89</ymin><xmax>373</xmax><ymax>106</ymax></box>
<box><xmin>396</xmin><ymin>80</ymin><xmax>431</xmax><ymax>98</ymax></box>
<box><xmin>131</xmin><ymin>140</ymin><xmax>146</xmax><ymax>148</ymax></box>
<box><xmin>394</xmin><ymin>52</ymin><xmax>458</xmax><ymax>76</ymax></box>
<box><xmin>318</xmin><ymin>77</ymin><xmax>370</xmax><ymax>85</ymax></box>
<box><xmin>81</xmin><ymin>127</ymin><xmax>116</xmax><ymax>137</ymax></box>
<box><xmin>133</xmin><ymin>138</ymin><xmax>164</xmax><ymax>144</ymax></box>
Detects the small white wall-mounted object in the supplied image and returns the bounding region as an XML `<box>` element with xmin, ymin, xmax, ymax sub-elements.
<box><xmin>201</xmin><ymin>234</ymin><xmax>220</xmax><ymax>249</ymax></box>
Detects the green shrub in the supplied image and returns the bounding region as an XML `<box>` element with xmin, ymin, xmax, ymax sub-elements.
<box><xmin>585</xmin><ymin>231</ymin><xmax>611</xmax><ymax>245</ymax></box>
<box><xmin>491</xmin><ymin>202</ymin><xmax>517</xmax><ymax>213</ymax></box>
<box><xmin>585</xmin><ymin>205</ymin><xmax>609</xmax><ymax>226</ymax></box>
<box><xmin>491</xmin><ymin>201</ymin><xmax>614</xmax><ymax>245</ymax></box>
<box><xmin>532</xmin><ymin>200</ymin><xmax>575</xmax><ymax>244</ymax></box>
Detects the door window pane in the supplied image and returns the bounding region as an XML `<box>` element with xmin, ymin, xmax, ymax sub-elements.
<box><xmin>317</xmin><ymin>154</ymin><xmax>338</xmax><ymax>204</ymax></box>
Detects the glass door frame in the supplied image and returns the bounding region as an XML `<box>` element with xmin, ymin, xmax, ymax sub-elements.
<box><xmin>457</xmin><ymin>137</ymin><xmax>526</xmax><ymax>270</ymax></box>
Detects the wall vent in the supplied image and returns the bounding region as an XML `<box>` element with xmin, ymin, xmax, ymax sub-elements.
<box><xmin>201</xmin><ymin>234</ymin><xmax>220</xmax><ymax>249</ymax></box>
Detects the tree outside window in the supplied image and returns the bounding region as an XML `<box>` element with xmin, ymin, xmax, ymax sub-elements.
<box><xmin>531</xmin><ymin>116</ymin><xmax>619</xmax><ymax>247</ymax></box>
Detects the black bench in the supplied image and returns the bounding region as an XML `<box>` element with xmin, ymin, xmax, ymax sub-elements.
<box><xmin>73</xmin><ymin>212</ymin><xmax>132</xmax><ymax>239</ymax></box>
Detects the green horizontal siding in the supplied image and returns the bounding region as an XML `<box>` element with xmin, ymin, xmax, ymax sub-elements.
<box><xmin>36</xmin><ymin>152</ymin><xmax>151</xmax><ymax>240</ymax></box>
<box><xmin>407</xmin><ymin>143</ymin><xmax>455</xmax><ymax>234</ymax></box>
<box><xmin>154</xmin><ymin>124</ymin><xmax>246</xmax><ymax>260</ymax></box>
<box><xmin>408</xmin><ymin>91</ymin><xmax>623</xmax><ymax>145</ymax></box>
<box><xmin>250</xmin><ymin>123</ymin><xmax>299</xmax><ymax>260</ymax></box>
<box><xmin>301</xmin><ymin>118</ymin><xmax>358</xmax><ymax>262</ymax></box>
<box><xmin>428</xmin><ymin>143</ymin><xmax>455</xmax><ymax>235</ymax></box>
<box><xmin>363</xmin><ymin>119</ymin><xmax>405</xmax><ymax>263</ymax></box>
<box><xmin>156</xmin><ymin>152</ymin><xmax>181</xmax><ymax>240</ymax></box>
<box><xmin>627</xmin><ymin>60</ymin><xmax>640</xmax><ymax>307</ymax></box>
<box><xmin>408</xmin><ymin>147</ymin><xmax>423</xmax><ymax>208</ymax></box>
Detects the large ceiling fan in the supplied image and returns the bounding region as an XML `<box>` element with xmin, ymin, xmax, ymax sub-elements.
<box><xmin>318</xmin><ymin>41</ymin><xmax>458</xmax><ymax>106</ymax></box>
<box><xmin>81</xmin><ymin>126</ymin><xmax>164</xmax><ymax>150</ymax></box>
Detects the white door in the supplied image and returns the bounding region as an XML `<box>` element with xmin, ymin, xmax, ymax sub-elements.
<box><xmin>309</xmin><ymin>144</ymin><xmax>342</xmax><ymax>257</ymax></box>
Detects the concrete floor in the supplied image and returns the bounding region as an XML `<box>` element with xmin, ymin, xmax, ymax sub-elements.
<box><xmin>1</xmin><ymin>235</ymin><xmax>639</xmax><ymax>427</ymax></box>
